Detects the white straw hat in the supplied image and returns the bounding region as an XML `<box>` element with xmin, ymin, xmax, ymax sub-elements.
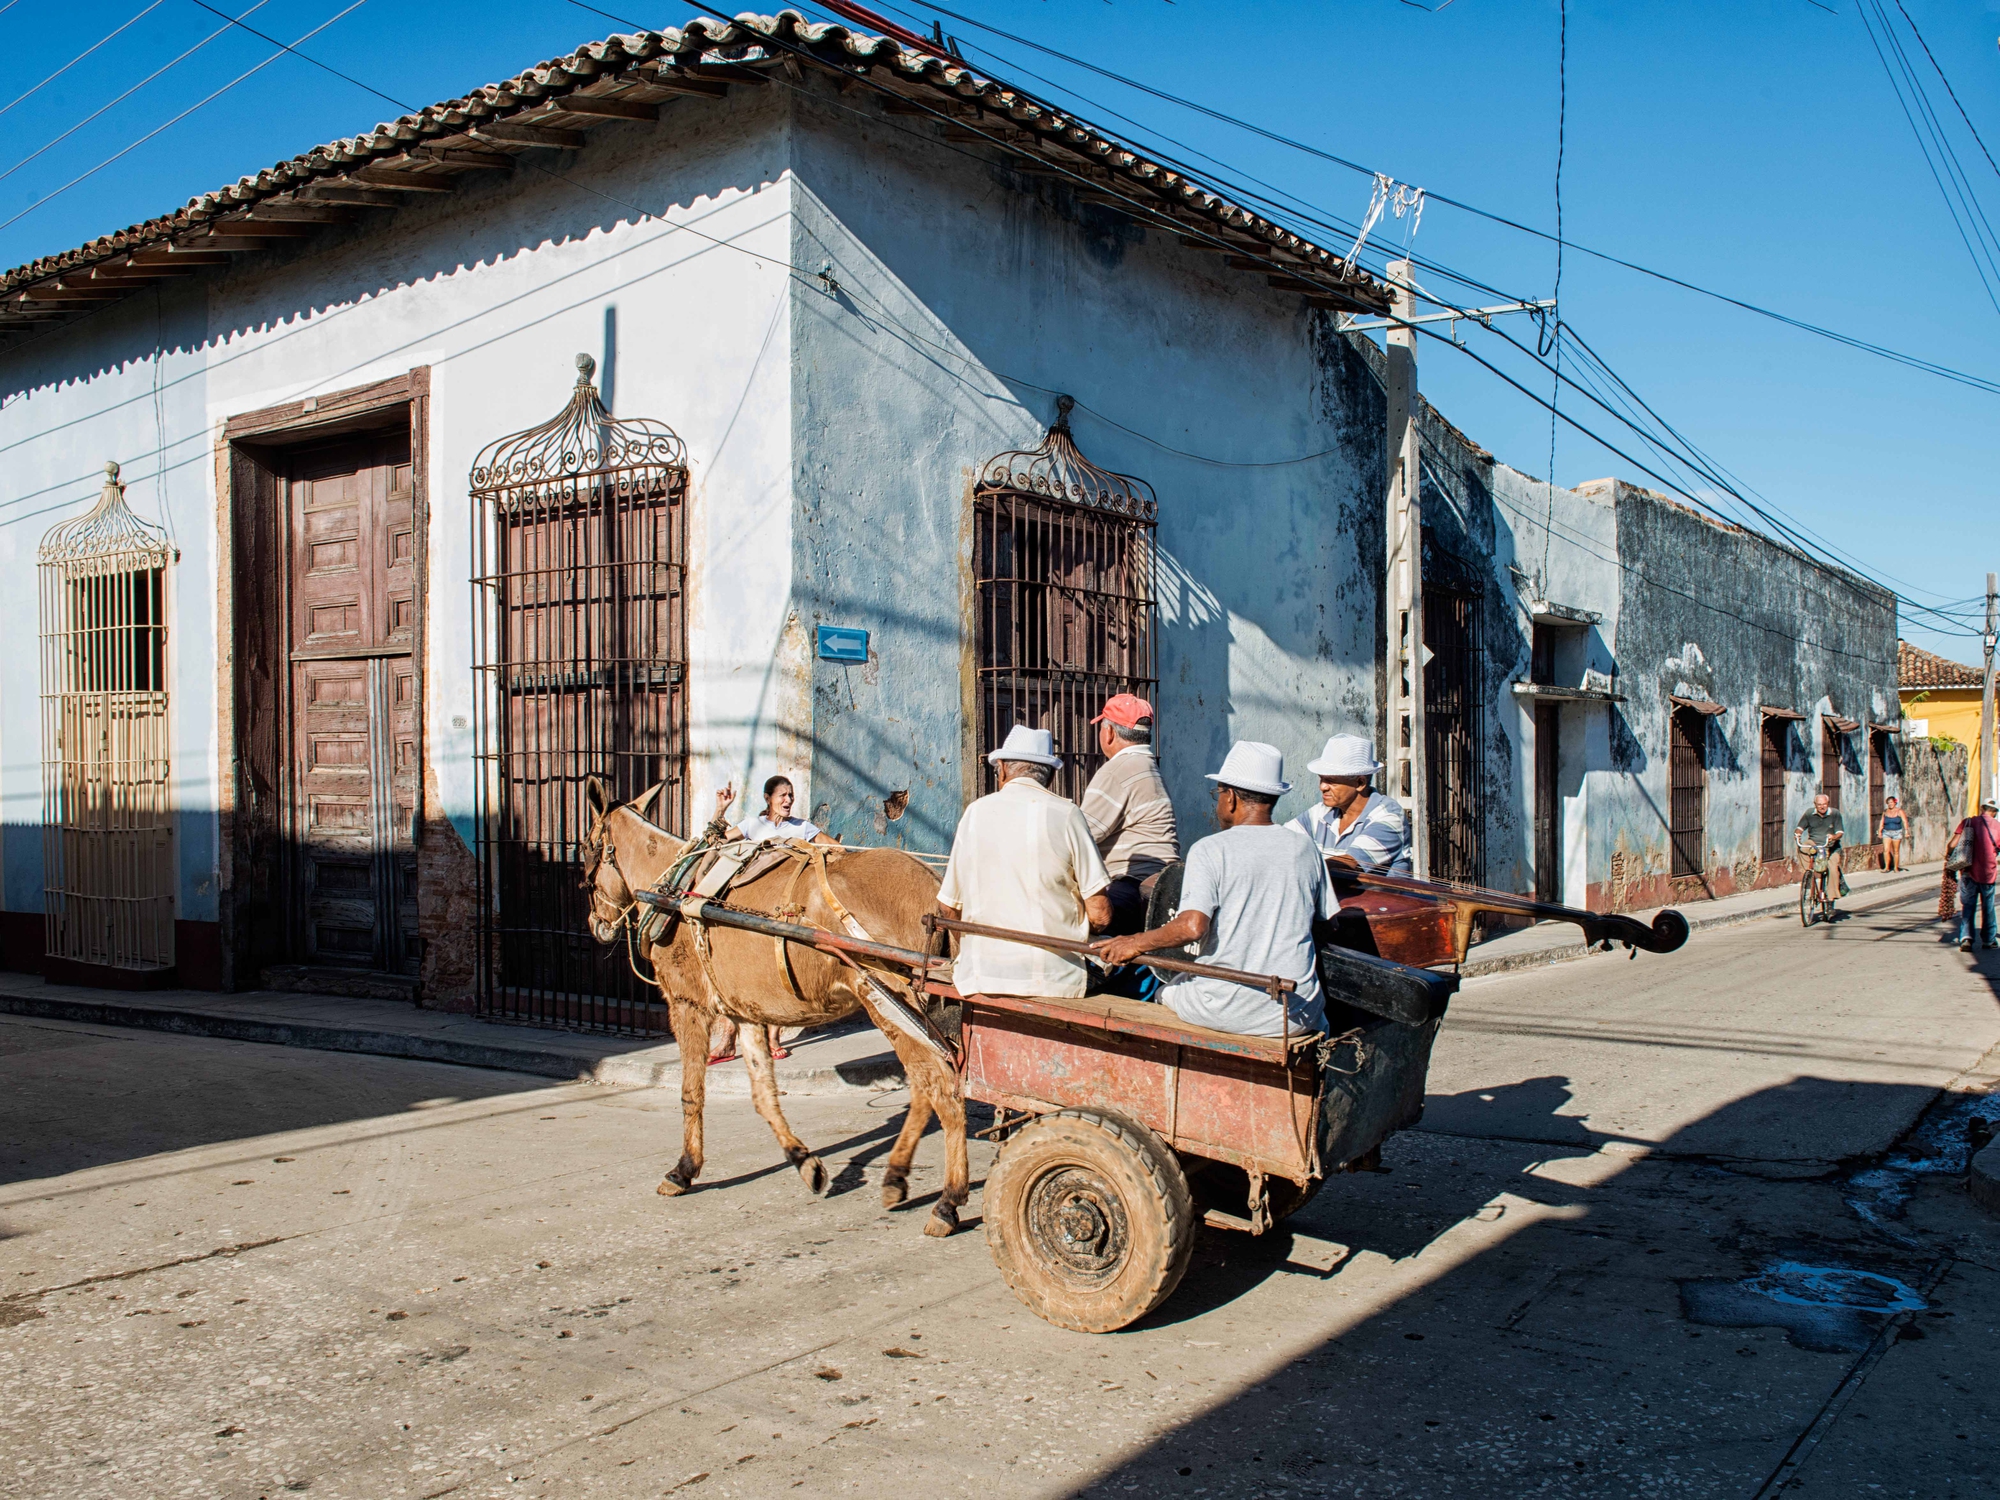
<box><xmin>1306</xmin><ymin>734</ymin><xmax>1382</xmax><ymax>778</ymax></box>
<box><xmin>1205</xmin><ymin>740</ymin><xmax>1292</xmax><ymax>797</ymax></box>
<box><xmin>987</xmin><ymin>724</ymin><xmax>1062</xmax><ymax>768</ymax></box>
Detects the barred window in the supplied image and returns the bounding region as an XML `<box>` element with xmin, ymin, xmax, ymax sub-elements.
<box><xmin>973</xmin><ymin>398</ymin><xmax>1157</xmax><ymax>803</ymax></box>
<box><xmin>470</xmin><ymin>356</ymin><xmax>689</xmax><ymax>1034</ymax></box>
<box><xmin>38</xmin><ymin>463</ymin><xmax>176</xmax><ymax>973</ymax></box>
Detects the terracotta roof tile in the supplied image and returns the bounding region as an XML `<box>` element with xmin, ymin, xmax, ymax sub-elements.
<box><xmin>1</xmin><ymin>11</ymin><xmax>1385</xmax><ymax>335</ymax></box>
<box><xmin>1898</xmin><ymin>637</ymin><xmax>1983</xmax><ymax>690</ymax></box>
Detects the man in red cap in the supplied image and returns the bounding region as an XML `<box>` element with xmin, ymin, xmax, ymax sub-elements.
<box><xmin>1081</xmin><ymin>692</ymin><xmax>1181</xmax><ymax>946</ymax></box>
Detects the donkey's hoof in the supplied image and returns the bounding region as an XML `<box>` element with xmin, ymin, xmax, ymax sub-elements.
<box><xmin>923</xmin><ymin>1203</ymin><xmax>960</xmax><ymax>1238</ymax></box>
<box><xmin>881</xmin><ymin>1172</ymin><xmax>910</xmax><ymax>1210</ymax></box>
<box><xmin>656</xmin><ymin>1170</ymin><xmax>693</xmax><ymax>1197</ymax></box>
<box><xmin>797</xmin><ymin>1155</ymin><xmax>830</xmax><ymax>1197</ymax></box>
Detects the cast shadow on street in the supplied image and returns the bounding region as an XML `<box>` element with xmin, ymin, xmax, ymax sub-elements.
<box><xmin>1067</xmin><ymin>1061</ymin><xmax>1998</xmax><ymax>1498</ymax></box>
<box><xmin>0</xmin><ymin>1018</ymin><xmax>550</xmax><ymax>1189</ymax></box>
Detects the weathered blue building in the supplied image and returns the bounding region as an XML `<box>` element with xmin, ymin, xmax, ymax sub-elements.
<box><xmin>0</xmin><ymin>11</ymin><xmax>1900</xmax><ymax>1022</ymax></box>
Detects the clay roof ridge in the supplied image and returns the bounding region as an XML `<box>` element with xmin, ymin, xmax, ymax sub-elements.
<box><xmin>1898</xmin><ymin>637</ymin><xmax>1984</xmax><ymax>689</ymax></box>
<box><xmin>1</xmin><ymin>10</ymin><xmax>1385</xmax><ymax>315</ymax></box>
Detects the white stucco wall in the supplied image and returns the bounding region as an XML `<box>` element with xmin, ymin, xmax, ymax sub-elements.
<box><xmin>0</xmin><ymin>88</ymin><xmax>799</xmax><ymax>931</ymax></box>
<box><xmin>1486</xmin><ymin>465</ymin><xmax>1623</xmax><ymax>905</ymax></box>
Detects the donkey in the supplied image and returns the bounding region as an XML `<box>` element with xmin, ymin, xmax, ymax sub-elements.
<box><xmin>581</xmin><ymin>778</ymin><xmax>969</xmax><ymax>1236</ymax></box>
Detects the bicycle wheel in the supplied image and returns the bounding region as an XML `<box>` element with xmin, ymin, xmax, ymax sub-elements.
<box><xmin>1799</xmin><ymin>877</ymin><xmax>1814</xmax><ymax>927</ymax></box>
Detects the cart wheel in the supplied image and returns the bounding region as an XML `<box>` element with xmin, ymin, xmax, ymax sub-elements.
<box><xmin>984</xmin><ymin>1109</ymin><xmax>1194</xmax><ymax>1334</ymax></box>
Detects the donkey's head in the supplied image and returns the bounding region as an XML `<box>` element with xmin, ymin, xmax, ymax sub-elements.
<box><xmin>580</xmin><ymin>776</ymin><xmax>665</xmax><ymax>945</ymax></box>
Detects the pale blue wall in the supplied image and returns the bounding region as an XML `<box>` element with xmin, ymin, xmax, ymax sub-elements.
<box><xmin>785</xmin><ymin>84</ymin><xmax>1381</xmax><ymax>852</ymax></box>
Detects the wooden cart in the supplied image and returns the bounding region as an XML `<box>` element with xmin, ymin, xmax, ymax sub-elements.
<box><xmin>642</xmin><ymin>877</ymin><xmax>1671</xmax><ymax>1336</ymax></box>
<box><xmin>954</xmin><ymin>933</ymin><xmax>1456</xmax><ymax>1334</ymax></box>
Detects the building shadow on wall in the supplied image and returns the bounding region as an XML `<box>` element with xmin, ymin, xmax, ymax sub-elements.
<box><xmin>1065</xmin><ymin>1069</ymin><xmax>1976</xmax><ymax>1497</ymax></box>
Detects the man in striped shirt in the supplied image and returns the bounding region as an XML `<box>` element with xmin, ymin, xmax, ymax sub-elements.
<box><xmin>1080</xmin><ymin>694</ymin><xmax>1182</xmax><ymax>937</ymax></box>
<box><xmin>1290</xmin><ymin>734</ymin><xmax>1413</xmax><ymax>875</ymax></box>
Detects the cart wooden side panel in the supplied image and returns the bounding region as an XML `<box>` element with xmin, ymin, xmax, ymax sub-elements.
<box><xmin>959</xmin><ymin>992</ymin><xmax>1318</xmax><ymax>1186</ymax></box>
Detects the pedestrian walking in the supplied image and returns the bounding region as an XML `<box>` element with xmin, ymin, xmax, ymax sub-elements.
<box><xmin>1948</xmin><ymin>797</ymin><xmax>2000</xmax><ymax>952</ymax></box>
<box><xmin>1879</xmin><ymin>795</ymin><xmax>1906</xmax><ymax>871</ymax></box>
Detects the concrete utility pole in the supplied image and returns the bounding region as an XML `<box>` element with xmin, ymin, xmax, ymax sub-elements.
<box><xmin>1981</xmin><ymin>571</ymin><xmax>1997</xmax><ymax>810</ymax></box>
<box><xmin>1383</xmin><ymin>258</ymin><xmax>1429</xmax><ymax>879</ymax></box>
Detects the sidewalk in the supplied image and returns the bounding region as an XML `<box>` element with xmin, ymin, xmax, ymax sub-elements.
<box><xmin>1459</xmin><ymin>860</ymin><xmax>1945</xmax><ymax>979</ymax></box>
<box><xmin>0</xmin><ymin>861</ymin><xmax>1945</xmax><ymax>1090</ymax></box>
<box><xmin>0</xmin><ymin>974</ymin><xmax>904</xmax><ymax>1094</ymax></box>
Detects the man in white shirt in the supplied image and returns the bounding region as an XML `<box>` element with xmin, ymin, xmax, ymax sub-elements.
<box><xmin>1096</xmin><ymin>741</ymin><xmax>1334</xmax><ymax>1038</ymax></box>
<box><xmin>937</xmin><ymin>726</ymin><xmax>1113</xmax><ymax>998</ymax></box>
<box><xmin>1289</xmin><ymin>735</ymin><xmax>1412</xmax><ymax>876</ymax></box>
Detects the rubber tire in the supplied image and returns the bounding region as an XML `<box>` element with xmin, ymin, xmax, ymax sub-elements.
<box><xmin>1799</xmin><ymin>879</ymin><xmax>1814</xmax><ymax>928</ymax></box>
<box><xmin>984</xmin><ymin>1109</ymin><xmax>1195</xmax><ymax>1334</ymax></box>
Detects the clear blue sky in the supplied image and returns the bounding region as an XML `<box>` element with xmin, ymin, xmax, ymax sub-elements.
<box><xmin>2</xmin><ymin>0</ymin><xmax>1993</xmax><ymax>661</ymax></box>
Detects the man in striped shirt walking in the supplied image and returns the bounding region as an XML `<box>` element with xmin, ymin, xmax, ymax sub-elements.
<box><xmin>1290</xmin><ymin>734</ymin><xmax>1413</xmax><ymax>875</ymax></box>
<box><xmin>1080</xmin><ymin>694</ymin><xmax>1182</xmax><ymax>938</ymax></box>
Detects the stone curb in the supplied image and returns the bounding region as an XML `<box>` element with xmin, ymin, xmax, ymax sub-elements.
<box><xmin>1458</xmin><ymin>869</ymin><xmax>1943</xmax><ymax>981</ymax></box>
<box><xmin>1971</xmin><ymin>1142</ymin><xmax>2000</xmax><ymax>1216</ymax></box>
<box><xmin>2</xmin><ymin>868</ymin><xmax>1943</xmax><ymax>1089</ymax></box>
<box><xmin>0</xmin><ymin>992</ymin><xmax>905</xmax><ymax>1095</ymax></box>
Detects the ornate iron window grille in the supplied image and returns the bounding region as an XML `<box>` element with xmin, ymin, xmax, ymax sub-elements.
<box><xmin>38</xmin><ymin>462</ymin><xmax>177</xmax><ymax>972</ymax></box>
<box><xmin>469</xmin><ymin>355</ymin><xmax>689</xmax><ymax>1033</ymax></box>
<box><xmin>973</xmin><ymin>396</ymin><xmax>1158</xmax><ymax>803</ymax></box>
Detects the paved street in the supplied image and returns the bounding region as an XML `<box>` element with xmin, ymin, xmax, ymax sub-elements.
<box><xmin>3</xmin><ymin>889</ymin><xmax>1997</xmax><ymax>1499</ymax></box>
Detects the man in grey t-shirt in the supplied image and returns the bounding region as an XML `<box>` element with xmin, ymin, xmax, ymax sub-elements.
<box><xmin>1094</xmin><ymin>741</ymin><xmax>1335</xmax><ymax>1038</ymax></box>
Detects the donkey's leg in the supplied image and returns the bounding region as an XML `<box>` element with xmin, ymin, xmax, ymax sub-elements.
<box><xmin>659</xmin><ymin>997</ymin><xmax>712</xmax><ymax>1196</ymax></box>
<box><xmin>879</xmin><ymin>1079</ymin><xmax>934</xmax><ymax>1211</ymax></box>
<box><xmin>915</xmin><ymin>1049</ymin><xmax>970</xmax><ymax>1239</ymax></box>
<box><xmin>738</xmin><ymin>1021</ymin><xmax>829</xmax><ymax>1197</ymax></box>
<box><xmin>865</xmin><ymin>1023</ymin><xmax>968</xmax><ymax>1237</ymax></box>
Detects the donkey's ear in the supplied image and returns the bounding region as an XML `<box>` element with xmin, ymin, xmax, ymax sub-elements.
<box><xmin>584</xmin><ymin>776</ymin><xmax>613</xmax><ymax>818</ymax></box>
<box><xmin>629</xmin><ymin>781</ymin><xmax>664</xmax><ymax>821</ymax></box>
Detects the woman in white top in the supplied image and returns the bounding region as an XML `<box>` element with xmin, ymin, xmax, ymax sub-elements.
<box><xmin>718</xmin><ymin>774</ymin><xmax>840</xmax><ymax>848</ymax></box>
<box><xmin>704</xmin><ymin>775</ymin><xmax>839</xmax><ymax>1064</ymax></box>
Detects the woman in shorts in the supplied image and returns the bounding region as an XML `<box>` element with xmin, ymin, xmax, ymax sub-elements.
<box><xmin>1879</xmin><ymin>795</ymin><xmax>1906</xmax><ymax>871</ymax></box>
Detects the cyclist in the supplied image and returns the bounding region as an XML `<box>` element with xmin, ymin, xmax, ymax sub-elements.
<box><xmin>1796</xmin><ymin>793</ymin><xmax>1845</xmax><ymax>912</ymax></box>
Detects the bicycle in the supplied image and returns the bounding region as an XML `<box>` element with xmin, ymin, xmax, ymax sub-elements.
<box><xmin>1798</xmin><ymin>839</ymin><xmax>1840</xmax><ymax>927</ymax></box>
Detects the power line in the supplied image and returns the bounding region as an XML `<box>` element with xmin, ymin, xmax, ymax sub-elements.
<box><xmin>184</xmin><ymin>0</ymin><xmax>408</xmax><ymax>113</ymax></box>
<box><xmin>828</xmin><ymin>0</ymin><xmax>1981</xmax><ymax>625</ymax></box>
<box><xmin>1857</xmin><ymin>0</ymin><xmax>2000</xmax><ymax>316</ymax></box>
<box><xmin>5</xmin><ymin>3</ymin><xmax>1979</xmax><ymax>638</ymax></box>
<box><xmin>893</xmin><ymin>0</ymin><xmax>2000</xmax><ymax>397</ymax></box>
<box><xmin>0</xmin><ymin>0</ymin><xmax>275</xmax><ymax>189</ymax></box>
<box><xmin>0</xmin><ymin>0</ymin><xmax>370</xmax><ymax>235</ymax></box>
<box><xmin>0</xmin><ymin>0</ymin><xmax>170</xmax><ymax>122</ymax></box>
<box><xmin>1893</xmin><ymin>0</ymin><xmax>2000</xmax><ymax>182</ymax></box>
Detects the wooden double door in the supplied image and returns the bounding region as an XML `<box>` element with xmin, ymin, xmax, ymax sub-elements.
<box><xmin>285</xmin><ymin>436</ymin><xmax>419</xmax><ymax>973</ymax></box>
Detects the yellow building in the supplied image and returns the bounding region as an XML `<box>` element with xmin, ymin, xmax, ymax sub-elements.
<box><xmin>1900</xmin><ymin>639</ymin><xmax>1989</xmax><ymax>811</ymax></box>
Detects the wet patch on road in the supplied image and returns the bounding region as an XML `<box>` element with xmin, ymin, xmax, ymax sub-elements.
<box><xmin>1679</xmin><ymin>1262</ymin><xmax>1927</xmax><ymax>1352</ymax></box>
<box><xmin>1843</xmin><ymin>1089</ymin><xmax>2000</xmax><ymax>1237</ymax></box>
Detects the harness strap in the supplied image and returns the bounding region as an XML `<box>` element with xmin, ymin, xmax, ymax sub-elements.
<box><xmin>809</xmin><ymin>847</ymin><xmax>956</xmax><ymax>1063</ymax></box>
<box><xmin>771</xmin><ymin>857</ymin><xmax>811</xmax><ymax>1007</ymax></box>
<box><xmin>693</xmin><ymin>840</ymin><xmax>761</xmax><ymax>900</ymax></box>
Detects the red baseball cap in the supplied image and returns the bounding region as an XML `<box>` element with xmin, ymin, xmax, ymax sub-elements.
<box><xmin>1091</xmin><ymin>693</ymin><xmax>1155</xmax><ymax>729</ymax></box>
